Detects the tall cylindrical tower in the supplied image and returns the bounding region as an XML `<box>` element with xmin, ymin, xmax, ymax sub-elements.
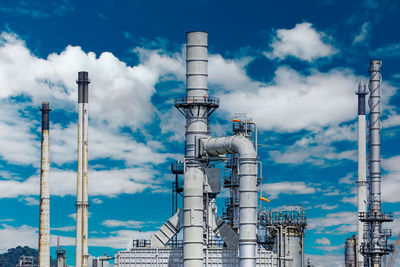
<box><xmin>39</xmin><ymin>102</ymin><xmax>51</xmax><ymax>267</ymax></box>
<box><xmin>356</xmin><ymin>81</ymin><xmax>368</xmax><ymax>267</ymax></box>
<box><xmin>75</xmin><ymin>71</ymin><xmax>90</xmax><ymax>267</ymax></box>
<box><xmin>175</xmin><ymin>32</ymin><xmax>219</xmax><ymax>267</ymax></box>
<box><xmin>345</xmin><ymin>235</ymin><xmax>357</xmax><ymax>267</ymax></box>
<box><xmin>361</xmin><ymin>60</ymin><xmax>393</xmax><ymax>266</ymax></box>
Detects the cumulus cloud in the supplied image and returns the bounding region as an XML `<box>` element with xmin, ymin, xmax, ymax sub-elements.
<box><xmin>262</xmin><ymin>181</ymin><xmax>315</xmax><ymax>199</ymax></box>
<box><xmin>0</xmin><ymin>32</ymin><xmax>183</xmax><ymax>130</ymax></box>
<box><xmin>264</xmin><ymin>22</ymin><xmax>337</xmax><ymax>62</ymax></box>
<box><xmin>0</xmin><ymin>167</ymin><xmax>161</xmax><ymax>198</ymax></box>
<box><xmin>0</xmin><ymin>224</ymin><xmax>38</xmax><ymax>252</ymax></box>
<box><xmin>220</xmin><ymin>67</ymin><xmax>362</xmax><ymax>132</ymax></box>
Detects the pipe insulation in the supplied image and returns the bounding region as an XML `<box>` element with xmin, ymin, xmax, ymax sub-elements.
<box><xmin>183</xmin><ymin>168</ymin><xmax>205</xmax><ymax>267</ymax></box>
<box><xmin>356</xmin><ymin>81</ymin><xmax>367</xmax><ymax>267</ymax></box>
<box><xmin>201</xmin><ymin>135</ymin><xmax>257</xmax><ymax>267</ymax></box>
<box><xmin>76</xmin><ymin>71</ymin><xmax>90</xmax><ymax>267</ymax></box>
<box><xmin>185</xmin><ymin>31</ymin><xmax>209</xmax><ymax>160</ymax></box>
<box><xmin>39</xmin><ymin>102</ymin><xmax>51</xmax><ymax>267</ymax></box>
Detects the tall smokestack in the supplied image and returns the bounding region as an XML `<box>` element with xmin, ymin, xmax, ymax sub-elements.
<box><xmin>361</xmin><ymin>60</ymin><xmax>393</xmax><ymax>266</ymax></box>
<box><xmin>75</xmin><ymin>71</ymin><xmax>90</xmax><ymax>267</ymax></box>
<box><xmin>356</xmin><ymin>81</ymin><xmax>367</xmax><ymax>267</ymax></box>
<box><xmin>39</xmin><ymin>102</ymin><xmax>51</xmax><ymax>267</ymax></box>
<box><xmin>175</xmin><ymin>32</ymin><xmax>219</xmax><ymax>267</ymax></box>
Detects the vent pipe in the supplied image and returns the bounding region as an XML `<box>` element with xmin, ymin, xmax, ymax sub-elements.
<box><xmin>75</xmin><ymin>71</ymin><xmax>90</xmax><ymax>267</ymax></box>
<box><xmin>356</xmin><ymin>81</ymin><xmax>367</xmax><ymax>267</ymax></box>
<box><xmin>39</xmin><ymin>102</ymin><xmax>51</xmax><ymax>267</ymax></box>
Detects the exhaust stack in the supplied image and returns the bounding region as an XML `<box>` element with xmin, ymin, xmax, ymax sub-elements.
<box><xmin>356</xmin><ymin>81</ymin><xmax>367</xmax><ymax>266</ymax></box>
<box><xmin>75</xmin><ymin>71</ymin><xmax>90</xmax><ymax>267</ymax></box>
<box><xmin>39</xmin><ymin>102</ymin><xmax>51</xmax><ymax>267</ymax></box>
<box><xmin>175</xmin><ymin>32</ymin><xmax>219</xmax><ymax>267</ymax></box>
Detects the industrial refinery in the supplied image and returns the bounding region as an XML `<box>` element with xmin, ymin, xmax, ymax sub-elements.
<box><xmin>30</xmin><ymin>31</ymin><xmax>396</xmax><ymax>267</ymax></box>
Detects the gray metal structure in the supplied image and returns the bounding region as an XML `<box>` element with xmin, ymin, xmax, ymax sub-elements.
<box><xmin>116</xmin><ymin>31</ymin><xmax>277</xmax><ymax>267</ymax></box>
<box><xmin>258</xmin><ymin>205</ymin><xmax>306</xmax><ymax>267</ymax></box>
<box><xmin>16</xmin><ymin>256</ymin><xmax>37</xmax><ymax>267</ymax></box>
<box><xmin>356</xmin><ymin>81</ymin><xmax>368</xmax><ymax>267</ymax></box>
<box><xmin>75</xmin><ymin>71</ymin><xmax>90</xmax><ymax>267</ymax></box>
<box><xmin>56</xmin><ymin>237</ymin><xmax>67</xmax><ymax>267</ymax></box>
<box><xmin>360</xmin><ymin>60</ymin><xmax>393</xmax><ymax>266</ymax></box>
<box><xmin>200</xmin><ymin>135</ymin><xmax>258</xmax><ymax>267</ymax></box>
<box><xmin>39</xmin><ymin>102</ymin><xmax>51</xmax><ymax>267</ymax></box>
<box><xmin>345</xmin><ymin>235</ymin><xmax>357</xmax><ymax>267</ymax></box>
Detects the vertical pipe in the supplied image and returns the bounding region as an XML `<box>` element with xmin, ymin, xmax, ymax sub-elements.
<box><xmin>368</xmin><ymin>60</ymin><xmax>382</xmax><ymax>266</ymax></box>
<box><xmin>185</xmin><ymin>31</ymin><xmax>209</xmax><ymax>160</ymax></box>
<box><xmin>76</xmin><ymin>71</ymin><xmax>90</xmax><ymax>267</ymax></box>
<box><xmin>357</xmin><ymin>81</ymin><xmax>367</xmax><ymax>267</ymax></box>
<box><xmin>39</xmin><ymin>102</ymin><xmax>51</xmax><ymax>267</ymax></box>
<box><xmin>182</xmin><ymin>31</ymin><xmax>208</xmax><ymax>267</ymax></box>
<box><xmin>183</xmin><ymin>168</ymin><xmax>204</xmax><ymax>267</ymax></box>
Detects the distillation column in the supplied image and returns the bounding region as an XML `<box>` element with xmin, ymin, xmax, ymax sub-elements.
<box><xmin>361</xmin><ymin>60</ymin><xmax>393</xmax><ymax>266</ymax></box>
<box><xmin>75</xmin><ymin>71</ymin><xmax>90</xmax><ymax>267</ymax></box>
<box><xmin>356</xmin><ymin>81</ymin><xmax>367</xmax><ymax>267</ymax></box>
<box><xmin>39</xmin><ymin>102</ymin><xmax>51</xmax><ymax>267</ymax></box>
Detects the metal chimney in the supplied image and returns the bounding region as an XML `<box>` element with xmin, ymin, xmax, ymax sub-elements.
<box><xmin>175</xmin><ymin>32</ymin><xmax>219</xmax><ymax>267</ymax></box>
<box><xmin>360</xmin><ymin>60</ymin><xmax>393</xmax><ymax>266</ymax></box>
<box><xmin>356</xmin><ymin>81</ymin><xmax>367</xmax><ymax>267</ymax></box>
<box><xmin>75</xmin><ymin>71</ymin><xmax>90</xmax><ymax>267</ymax></box>
<box><xmin>39</xmin><ymin>102</ymin><xmax>51</xmax><ymax>267</ymax></box>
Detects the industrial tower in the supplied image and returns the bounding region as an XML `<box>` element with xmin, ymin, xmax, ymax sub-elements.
<box><xmin>75</xmin><ymin>71</ymin><xmax>90</xmax><ymax>267</ymax></box>
<box><xmin>39</xmin><ymin>102</ymin><xmax>51</xmax><ymax>267</ymax></box>
<box><xmin>360</xmin><ymin>60</ymin><xmax>393</xmax><ymax>266</ymax></box>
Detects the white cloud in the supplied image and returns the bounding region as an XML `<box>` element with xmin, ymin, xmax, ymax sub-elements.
<box><xmin>268</xmin><ymin>124</ymin><xmax>357</xmax><ymax>165</ymax></box>
<box><xmin>382</xmin><ymin>155</ymin><xmax>400</xmax><ymax>203</ymax></box>
<box><xmin>102</xmin><ymin>219</ymin><xmax>157</xmax><ymax>229</ymax></box>
<box><xmin>308</xmin><ymin>211</ymin><xmax>357</xmax><ymax>234</ymax></box>
<box><xmin>221</xmin><ymin>67</ymin><xmax>363</xmax><ymax>132</ymax></box>
<box><xmin>314</xmin><ymin>244</ymin><xmax>344</xmax><ymax>252</ymax></box>
<box><xmin>208</xmin><ymin>55</ymin><xmax>260</xmax><ymax>92</ymax></box>
<box><xmin>315</xmin><ymin>237</ymin><xmax>331</xmax><ymax>245</ymax></box>
<box><xmin>314</xmin><ymin>204</ymin><xmax>338</xmax><ymax>210</ymax></box>
<box><xmin>18</xmin><ymin>196</ymin><xmax>39</xmax><ymax>206</ymax></box>
<box><xmin>0</xmin><ymin>31</ymin><xmax>183</xmax><ymax>169</ymax></box>
<box><xmin>353</xmin><ymin>22</ymin><xmax>371</xmax><ymax>44</ymax></box>
<box><xmin>339</xmin><ymin>173</ymin><xmax>354</xmax><ymax>184</ymax></box>
<box><xmin>0</xmin><ymin>101</ymin><xmax>39</xmax><ymax>165</ymax></box>
<box><xmin>262</xmin><ymin>181</ymin><xmax>315</xmax><ymax>199</ymax></box>
<box><xmin>0</xmin><ymin>224</ymin><xmax>38</xmax><ymax>252</ymax></box>
<box><xmin>0</xmin><ymin>223</ymin><xmax>155</xmax><ymax>251</ymax></box>
<box><xmin>383</xmin><ymin>114</ymin><xmax>400</xmax><ymax>128</ymax></box>
<box><xmin>341</xmin><ymin>196</ymin><xmax>357</xmax><ymax>206</ymax></box>
<box><xmin>52</xmin><ymin>225</ymin><xmax>75</xmax><ymax>232</ymax></box>
<box><xmin>0</xmin><ymin>167</ymin><xmax>161</xmax><ymax>198</ymax></box>
<box><xmin>264</xmin><ymin>22</ymin><xmax>337</xmax><ymax>62</ymax></box>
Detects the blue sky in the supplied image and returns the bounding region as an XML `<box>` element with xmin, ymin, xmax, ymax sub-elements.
<box><xmin>0</xmin><ymin>0</ymin><xmax>399</xmax><ymax>266</ymax></box>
